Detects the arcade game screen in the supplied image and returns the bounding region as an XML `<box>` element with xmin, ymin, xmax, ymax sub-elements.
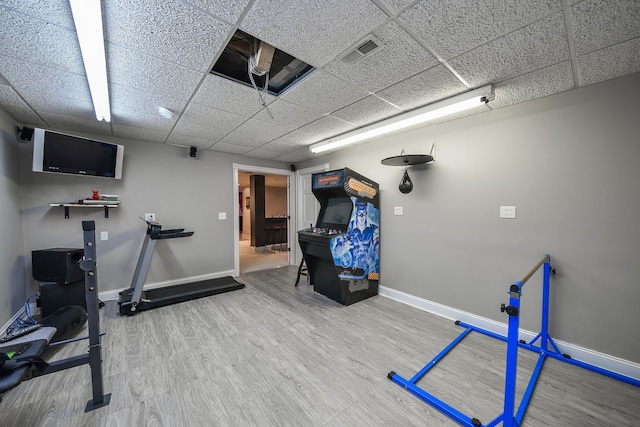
<box><xmin>321</xmin><ymin>198</ymin><xmax>352</xmax><ymax>227</ymax></box>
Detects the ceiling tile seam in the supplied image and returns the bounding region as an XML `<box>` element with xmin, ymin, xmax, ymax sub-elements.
<box><xmin>391</xmin><ymin>18</ymin><xmax>469</xmax><ymax>89</ymax></box>
<box><xmin>271</xmin><ymin>115</ymin><xmax>355</xmax><ymax>147</ymax></box>
<box><xmin>305</xmin><ymin>2</ymin><xmax>393</xmax><ymax>69</ymax></box>
<box><xmin>370</xmin><ymin>0</ymin><xmax>423</xmax><ymax>20</ymax></box>
<box><xmin>103</xmin><ymin>4</ymin><xmax>246</xmax><ymax>141</ymax></box>
<box><xmin>206</xmin><ymin>102</ymin><xmax>294</xmax><ymax>149</ymax></box>
<box><xmin>395</xmin><ymin>7</ymin><xmax>570</xmax><ymax>89</ymax></box>
<box><xmin>445</xmin><ymin>8</ymin><xmax>569</xmax><ymax>63</ymax></box>
<box><xmin>560</xmin><ymin>0</ymin><xmax>581</xmax><ymax>88</ymax></box>
<box><xmin>176</xmin><ymin>0</ymin><xmax>240</xmax><ymax>27</ymax></box>
<box><xmin>162</xmin><ymin>0</ymin><xmax>264</xmax><ymax>146</ymax></box>
<box><xmin>368</xmin><ymin>0</ymin><xmax>395</xmax><ymax>20</ymax></box>
<box><xmin>0</xmin><ymin>4</ymin><xmax>75</xmax><ymax>31</ymax></box>
<box><xmin>160</xmin><ymin>31</ymin><xmax>240</xmax><ymax>145</ymax></box>
<box><xmin>1</xmin><ymin>83</ymin><xmax>50</xmax><ymax>128</ymax></box>
<box><xmin>370</xmin><ymin>93</ymin><xmax>405</xmax><ymax>112</ymax></box>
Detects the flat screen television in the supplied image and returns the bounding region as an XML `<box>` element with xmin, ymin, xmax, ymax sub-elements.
<box><xmin>32</xmin><ymin>128</ymin><xmax>124</xmax><ymax>179</ymax></box>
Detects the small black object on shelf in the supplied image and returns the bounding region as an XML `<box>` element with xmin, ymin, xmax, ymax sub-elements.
<box><xmin>381</xmin><ymin>150</ymin><xmax>434</xmax><ymax>194</ymax></box>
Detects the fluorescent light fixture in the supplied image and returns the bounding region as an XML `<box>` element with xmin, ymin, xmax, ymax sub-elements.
<box><xmin>310</xmin><ymin>85</ymin><xmax>493</xmax><ymax>154</ymax></box>
<box><xmin>69</xmin><ymin>0</ymin><xmax>111</xmax><ymax>122</ymax></box>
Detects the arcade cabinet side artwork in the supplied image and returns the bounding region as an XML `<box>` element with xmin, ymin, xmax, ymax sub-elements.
<box><xmin>298</xmin><ymin>168</ymin><xmax>380</xmax><ymax>305</ymax></box>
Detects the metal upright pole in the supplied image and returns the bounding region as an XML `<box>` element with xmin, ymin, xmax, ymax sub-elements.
<box><xmin>80</xmin><ymin>220</ymin><xmax>111</xmax><ymax>411</ymax></box>
<box><xmin>501</xmin><ymin>284</ymin><xmax>522</xmax><ymax>427</ymax></box>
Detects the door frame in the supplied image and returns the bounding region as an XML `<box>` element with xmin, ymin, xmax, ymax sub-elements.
<box><xmin>233</xmin><ymin>163</ymin><xmax>294</xmax><ymax>277</ymax></box>
<box><xmin>294</xmin><ymin>163</ymin><xmax>329</xmax><ymax>264</ymax></box>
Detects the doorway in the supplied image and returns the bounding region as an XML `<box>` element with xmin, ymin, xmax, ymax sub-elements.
<box><xmin>233</xmin><ymin>164</ymin><xmax>293</xmax><ymax>275</ymax></box>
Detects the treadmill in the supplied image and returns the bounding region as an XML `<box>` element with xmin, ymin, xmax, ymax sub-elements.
<box><xmin>118</xmin><ymin>221</ymin><xmax>244</xmax><ymax>316</ymax></box>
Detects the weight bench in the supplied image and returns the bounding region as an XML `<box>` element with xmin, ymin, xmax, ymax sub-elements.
<box><xmin>0</xmin><ymin>220</ymin><xmax>111</xmax><ymax>412</ymax></box>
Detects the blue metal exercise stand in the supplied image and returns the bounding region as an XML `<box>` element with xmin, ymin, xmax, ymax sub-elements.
<box><xmin>388</xmin><ymin>254</ymin><xmax>640</xmax><ymax>427</ymax></box>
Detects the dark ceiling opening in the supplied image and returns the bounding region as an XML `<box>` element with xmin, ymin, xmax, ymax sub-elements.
<box><xmin>211</xmin><ymin>29</ymin><xmax>315</xmax><ymax>96</ymax></box>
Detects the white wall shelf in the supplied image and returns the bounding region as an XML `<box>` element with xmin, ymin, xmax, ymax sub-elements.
<box><xmin>49</xmin><ymin>203</ymin><xmax>119</xmax><ymax>219</ymax></box>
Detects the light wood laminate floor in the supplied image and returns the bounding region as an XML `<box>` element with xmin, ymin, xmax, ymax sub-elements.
<box><xmin>2</xmin><ymin>265</ymin><xmax>639</xmax><ymax>426</ymax></box>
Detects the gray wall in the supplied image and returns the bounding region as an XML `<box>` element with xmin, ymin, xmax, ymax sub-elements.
<box><xmin>0</xmin><ymin>109</ymin><xmax>26</xmax><ymax>326</ymax></box>
<box><xmin>2</xmin><ymin>73</ymin><xmax>639</xmax><ymax>365</ymax></box>
<box><xmin>298</xmin><ymin>73</ymin><xmax>640</xmax><ymax>364</ymax></box>
<box><xmin>12</xmin><ymin>127</ymin><xmax>290</xmax><ymax>300</ymax></box>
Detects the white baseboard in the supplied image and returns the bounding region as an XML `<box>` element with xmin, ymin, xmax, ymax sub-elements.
<box><xmin>379</xmin><ymin>285</ymin><xmax>640</xmax><ymax>381</ymax></box>
<box><xmin>98</xmin><ymin>269</ymin><xmax>236</xmax><ymax>301</ymax></box>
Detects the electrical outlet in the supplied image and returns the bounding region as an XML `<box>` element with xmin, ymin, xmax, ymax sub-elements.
<box><xmin>218</xmin><ymin>212</ymin><xmax>227</xmax><ymax>220</ymax></box>
<box><xmin>100</xmin><ymin>231</ymin><xmax>108</xmax><ymax>240</ymax></box>
<box><xmin>394</xmin><ymin>206</ymin><xmax>403</xmax><ymax>216</ymax></box>
<box><xmin>145</xmin><ymin>213</ymin><xmax>155</xmax><ymax>222</ymax></box>
<box><xmin>500</xmin><ymin>206</ymin><xmax>517</xmax><ymax>219</ymax></box>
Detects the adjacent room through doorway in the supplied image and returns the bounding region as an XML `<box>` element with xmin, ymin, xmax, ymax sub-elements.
<box><xmin>238</xmin><ymin>170</ymin><xmax>290</xmax><ymax>274</ymax></box>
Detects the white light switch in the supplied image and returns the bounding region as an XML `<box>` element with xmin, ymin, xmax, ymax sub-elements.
<box><xmin>218</xmin><ymin>212</ymin><xmax>226</xmax><ymax>220</ymax></box>
<box><xmin>394</xmin><ymin>206</ymin><xmax>403</xmax><ymax>216</ymax></box>
<box><xmin>100</xmin><ymin>231</ymin><xmax>108</xmax><ymax>240</ymax></box>
<box><xmin>500</xmin><ymin>206</ymin><xmax>517</xmax><ymax>219</ymax></box>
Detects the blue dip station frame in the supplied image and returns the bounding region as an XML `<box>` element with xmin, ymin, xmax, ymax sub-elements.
<box><xmin>388</xmin><ymin>254</ymin><xmax>640</xmax><ymax>427</ymax></box>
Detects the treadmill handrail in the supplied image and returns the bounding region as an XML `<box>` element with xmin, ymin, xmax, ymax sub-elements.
<box><xmin>147</xmin><ymin>222</ymin><xmax>194</xmax><ymax>240</ymax></box>
<box><xmin>153</xmin><ymin>231</ymin><xmax>194</xmax><ymax>239</ymax></box>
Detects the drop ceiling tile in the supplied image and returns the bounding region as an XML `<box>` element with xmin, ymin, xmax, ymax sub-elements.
<box><xmin>253</xmin><ymin>99</ymin><xmax>323</xmax><ymax>130</ymax></box>
<box><xmin>112</xmin><ymin>124</ymin><xmax>169</xmax><ymax>143</ymax></box>
<box><xmin>181</xmin><ymin>103</ymin><xmax>247</xmax><ymax>132</ymax></box>
<box><xmin>0</xmin><ymin>7</ymin><xmax>85</xmax><ymax>74</ymax></box>
<box><xmin>268</xmin><ymin>135</ymin><xmax>309</xmax><ymax>147</ymax></box>
<box><xmin>577</xmin><ymin>38</ymin><xmax>640</xmax><ymax>87</ymax></box>
<box><xmin>191</xmin><ymin>74</ymin><xmax>274</xmax><ymax>117</ymax></box>
<box><xmin>280</xmin><ymin>70</ymin><xmax>369</xmax><ymax>114</ymax></box>
<box><xmin>208</xmin><ymin>142</ymin><xmax>253</xmax><ymax>155</ymax></box>
<box><xmin>111</xmin><ymin>108</ymin><xmax>176</xmax><ymax>133</ymax></box>
<box><xmin>323</xmin><ymin>21</ymin><xmax>439</xmax><ymax>93</ymax></box>
<box><xmin>571</xmin><ymin>0</ymin><xmax>640</xmax><ymax>56</ymax></box>
<box><xmin>491</xmin><ymin>61</ymin><xmax>574</xmax><ymax>110</ymax></box>
<box><xmin>233</xmin><ymin>118</ymin><xmax>291</xmax><ymax>141</ymax></box>
<box><xmin>0</xmin><ymin>106</ymin><xmax>46</xmax><ymax>128</ymax></box>
<box><xmin>376</xmin><ymin>0</ymin><xmax>418</xmax><ymax>15</ymax></box>
<box><xmin>0</xmin><ymin>58</ymin><xmax>93</xmax><ymax>114</ymax></box>
<box><xmin>165</xmin><ymin>133</ymin><xmax>217</xmax><ymax>149</ymax></box>
<box><xmin>448</xmin><ymin>12</ymin><xmax>569</xmax><ymax>88</ymax></box>
<box><xmin>244</xmin><ymin>148</ymin><xmax>282</xmax><ymax>160</ymax></box>
<box><xmin>110</xmin><ymin>82</ymin><xmax>189</xmax><ymax>119</ymax></box>
<box><xmin>106</xmin><ymin>43</ymin><xmax>203</xmax><ymax>101</ymax></box>
<box><xmin>39</xmin><ymin>112</ymin><xmax>111</xmax><ymax>135</ymax></box>
<box><xmin>1</xmin><ymin>1</ymin><xmax>75</xmax><ymax>28</ymax></box>
<box><xmin>183</xmin><ymin>0</ymin><xmax>251</xmax><ymax>23</ymax></box>
<box><xmin>274</xmin><ymin>148</ymin><xmax>314</xmax><ymax>163</ymax></box>
<box><xmin>283</xmin><ymin>116</ymin><xmax>356</xmax><ymax>145</ymax></box>
<box><xmin>104</xmin><ymin>0</ymin><xmax>232</xmax><ymax>73</ymax></box>
<box><xmin>0</xmin><ymin>86</ymin><xmax>31</xmax><ymax>109</ymax></box>
<box><xmin>376</xmin><ymin>65</ymin><xmax>467</xmax><ymax>111</ymax></box>
<box><xmin>240</xmin><ymin>0</ymin><xmax>388</xmax><ymax>67</ymax></box>
<box><xmin>171</xmin><ymin>121</ymin><xmax>229</xmax><ymax>142</ymax></box>
<box><xmin>256</xmin><ymin>140</ymin><xmax>301</xmax><ymax>155</ymax></box>
<box><xmin>0</xmin><ymin>74</ymin><xmax>8</xmax><ymax>85</ymax></box>
<box><xmin>399</xmin><ymin>0</ymin><xmax>559</xmax><ymax>60</ymax></box>
<box><xmin>216</xmin><ymin>131</ymin><xmax>270</xmax><ymax>148</ymax></box>
<box><xmin>29</xmin><ymin>95</ymin><xmax>95</xmax><ymax>121</ymax></box>
<box><xmin>331</xmin><ymin>95</ymin><xmax>402</xmax><ymax>127</ymax></box>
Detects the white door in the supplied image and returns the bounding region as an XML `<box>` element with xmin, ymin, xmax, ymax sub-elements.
<box><xmin>295</xmin><ymin>164</ymin><xmax>327</xmax><ymax>263</ymax></box>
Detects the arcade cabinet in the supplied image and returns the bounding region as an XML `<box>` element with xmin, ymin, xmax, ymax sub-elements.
<box><xmin>297</xmin><ymin>168</ymin><xmax>380</xmax><ymax>305</ymax></box>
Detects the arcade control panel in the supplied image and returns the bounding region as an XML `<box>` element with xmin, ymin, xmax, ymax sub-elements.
<box><xmin>300</xmin><ymin>227</ymin><xmax>342</xmax><ymax>236</ymax></box>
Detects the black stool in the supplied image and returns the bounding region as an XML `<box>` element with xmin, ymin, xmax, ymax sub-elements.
<box><xmin>295</xmin><ymin>258</ymin><xmax>309</xmax><ymax>286</ymax></box>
